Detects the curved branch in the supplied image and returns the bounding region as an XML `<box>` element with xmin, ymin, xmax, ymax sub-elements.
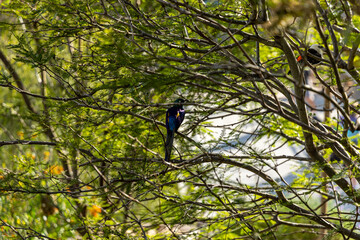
<box><xmin>0</xmin><ymin>50</ymin><xmax>36</xmax><ymax>113</ymax></box>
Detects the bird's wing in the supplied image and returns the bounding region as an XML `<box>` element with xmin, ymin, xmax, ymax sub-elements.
<box><xmin>308</xmin><ymin>48</ymin><xmax>321</xmax><ymax>58</ymax></box>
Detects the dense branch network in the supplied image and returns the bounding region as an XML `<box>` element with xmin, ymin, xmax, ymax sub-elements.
<box><xmin>0</xmin><ymin>0</ymin><xmax>359</xmax><ymax>239</ymax></box>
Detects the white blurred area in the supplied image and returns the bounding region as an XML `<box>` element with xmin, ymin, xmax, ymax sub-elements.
<box><xmin>193</xmin><ymin>69</ymin><xmax>360</xmax><ymax>186</ymax></box>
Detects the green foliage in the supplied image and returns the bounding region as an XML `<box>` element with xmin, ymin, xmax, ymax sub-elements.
<box><xmin>0</xmin><ymin>0</ymin><xmax>358</xmax><ymax>239</ymax></box>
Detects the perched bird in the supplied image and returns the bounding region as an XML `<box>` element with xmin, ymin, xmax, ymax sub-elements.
<box><xmin>165</xmin><ymin>99</ymin><xmax>185</xmax><ymax>161</ymax></box>
<box><xmin>288</xmin><ymin>44</ymin><xmax>325</xmax><ymax>75</ymax></box>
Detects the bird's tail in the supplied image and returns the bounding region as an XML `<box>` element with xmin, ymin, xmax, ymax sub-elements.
<box><xmin>165</xmin><ymin>130</ymin><xmax>174</xmax><ymax>161</ymax></box>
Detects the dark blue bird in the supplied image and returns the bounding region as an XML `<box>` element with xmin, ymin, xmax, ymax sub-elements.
<box><xmin>165</xmin><ymin>99</ymin><xmax>185</xmax><ymax>161</ymax></box>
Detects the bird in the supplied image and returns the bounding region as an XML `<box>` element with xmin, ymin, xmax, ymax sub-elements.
<box><xmin>288</xmin><ymin>44</ymin><xmax>325</xmax><ymax>75</ymax></box>
<box><xmin>165</xmin><ymin>99</ymin><xmax>185</xmax><ymax>161</ymax></box>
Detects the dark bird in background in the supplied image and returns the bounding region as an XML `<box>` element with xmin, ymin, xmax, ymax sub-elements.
<box><xmin>165</xmin><ymin>99</ymin><xmax>185</xmax><ymax>161</ymax></box>
<box><xmin>288</xmin><ymin>44</ymin><xmax>325</xmax><ymax>75</ymax></box>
